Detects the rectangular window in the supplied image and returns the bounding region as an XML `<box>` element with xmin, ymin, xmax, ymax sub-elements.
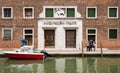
<box><xmin>44</xmin><ymin>7</ymin><xmax>76</xmax><ymax>18</ymax></box>
<box><xmin>86</xmin><ymin>7</ymin><xmax>97</xmax><ymax>19</ymax></box>
<box><xmin>67</xmin><ymin>8</ymin><xmax>75</xmax><ymax>17</ymax></box>
<box><xmin>24</xmin><ymin>29</ymin><xmax>34</xmax><ymax>45</ymax></box>
<box><xmin>25</xmin><ymin>30</ymin><xmax>33</xmax><ymax>34</ymax></box>
<box><xmin>2</xmin><ymin>28</ymin><xmax>13</xmax><ymax>40</ymax></box>
<box><xmin>88</xmin><ymin>30</ymin><xmax>96</xmax><ymax>34</ymax></box>
<box><xmin>87</xmin><ymin>29</ymin><xmax>96</xmax><ymax>42</ymax></box>
<box><xmin>109</xmin><ymin>29</ymin><xmax>118</xmax><ymax>39</ymax></box>
<box><xmin>23</xmin><ymin>7</ymin><xmax>34</xmax><ymax>19</ymax></box>
<box><xmin>45</xmin><ymin>8</ymin><xmax>53</xmax><ymax>17</ymax></box>
<box><xmin>2</xmin><ymin>7</ymin><xmax>13</xmax><ymax>19</ymax></box>
<box><xmin>108</xmin><ymin>7</ymin><xmax>118</xmax><ymax>19</ymax></box>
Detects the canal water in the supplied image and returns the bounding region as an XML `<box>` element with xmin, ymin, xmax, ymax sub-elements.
<box><xmin>0</xmin><ymin>57</ymin><xmax>120</xmax><ymax>73</ymax></box>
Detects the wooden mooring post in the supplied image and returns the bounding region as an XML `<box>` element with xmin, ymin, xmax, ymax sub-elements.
<box><xmin>44</xmin><ymin>39</ymin><xmax>45</xmax><ymax>49</ymax></box>
<box><xmin>82</xmin><ymin>41</ymin><xmax>84</xmax><ymax>57</ymax></box>
<box><xmin>100</xmin><ymin>40</ymin><xmax>103</xmax><ymax>57</ymax></box>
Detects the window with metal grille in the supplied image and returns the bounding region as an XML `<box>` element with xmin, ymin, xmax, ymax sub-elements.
<box><xmin>23</xmin><ymin>7</ymin><xmax>34</xmax><ymax>19</ymax></box>
<box><xmin>3</xmin><ymin>29</ymin><xmax>12</xmax><ymax>40</ymax></box>
<box><xmin>2</xmin><ymin>7</ymin><xmax>13</xmax><ymax>19</ymax></box>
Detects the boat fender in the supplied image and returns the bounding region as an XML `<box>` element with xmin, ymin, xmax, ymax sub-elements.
<box><xmin>41</xmin><ymin>50</ymin><xmax>51</xmax><ymax>57</ymax></box>
<box><xmin>16</xmin><ymin>51</ymin><xmax>19</xmax><ymax>52</ymax></box>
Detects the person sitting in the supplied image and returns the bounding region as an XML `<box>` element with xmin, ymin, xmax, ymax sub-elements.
<box><xmin>21</xmin><ymin>39</ymin><xmax>27</xmax><ymax>47</ymax></box>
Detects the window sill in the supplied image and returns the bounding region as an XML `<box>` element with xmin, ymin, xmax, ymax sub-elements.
<box><xmin>109</xmin><ymin>38</ymin><xmax>118</xmax><ymax>40</ymax></box>
<box><xmin>86</xmin><ymin>17</ymin><xmax>97</xmax><ymax>19</ymax></box>
<box><xmin>108</xmin><ymin>17</ymin><xmax>119</xmax><ymax>19</ymax></box>
<box><xmin>3</xmin><ymin>38</ymin><xmax>11</xmax><ymax>40</ymax></box>
<box><xmin>23</xmin><ymin>17</ymin><xmax>34</xmax><ymax>19</ymax></box>
<box><xmin>2</xmin><ymin>17</ymin><xmax>13</xmax><ymax>19</ymax></box>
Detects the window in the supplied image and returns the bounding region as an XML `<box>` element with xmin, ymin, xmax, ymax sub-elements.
<box><xmin>86</xmin><ymin>7</ymin><xmax>97</xmax><ymax>19</ymax></box>
<box><xmin>109</xmin><ymin>29</ymin><xmax>118</xmax><ymax>39</ymax></box>
<box><xmin>45</xmin><ymin>8</ymin><xmax>53</xmax><ymax>17</ymax></box>
<box><xmin>88</xmin><ymin>30</ymin><xmax>96</xmax><ymax>34</ymax></box>
<box><xmin>23</xmin><ymin>7</ymin><xmax>34</xmax><ymax>19</ymax></box>
<box><xmin>2</xmin><ymin>28</ymin><xmax>13</xmax><ymax>40</ymax></box>
<box><xmin>87</xmin><ymin>29</ymin><xmax>96</xmax><ymax>42</ymax></box>
<box><xmin>67</xmin><ymin>8</ymin><xmax>75</xmax><ymax>17</ymax></box>
<box><xmin>25</xmin><ymin>30</ymin><xmax>33</xmax><ymax>34</ymax></box>
<box><xmin>2</xmin><ymin>7</ymin><xmax>13</xmax><ymax>19</ymax></box>
<box><xmin>108</xmin><ymin>7</ymin><xmax>118</xmax><ymax>19</ymax></box>
<box><xmin>23</xmin><ymin>28</ymin><xmax>34</xmax><ymax>45</ymax></box>
<box><xmin>45</xmin><ymin>7</ymin><xmax>75</xmax><ymax>17</ymax></box>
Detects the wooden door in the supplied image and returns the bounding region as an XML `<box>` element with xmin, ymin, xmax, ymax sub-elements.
<box><xmin>66</xmin><ymin>30</ymin><xmax>76</xmax><ymax>48</ymax></box>
<box><xmin>25</xmin><ymin>35</ymin><xmax>33</xmax><ymax>45</ymax></box>
<box><xmin>44</xmin><ymin>30</ymin><xmax>55</xmax><ymax>48</ymax></box>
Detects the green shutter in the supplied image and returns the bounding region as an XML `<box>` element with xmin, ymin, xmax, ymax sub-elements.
<box><xmin>109</xmin><ymin>29</ymin><xmax>117</xmax><ymax>39</ymax></box>
<box><xmin>67</xmin><ymin>8</ymin><xmax>75</xmax><ymax>17</ymax></box>
<box><xmin>109</xmin><ymin>8</ymin><xmax>117</xmax><ymax>17</ymax></box>
<box><xmin>45</xmin><ymin>8</ymin><xmax>53</xmax><ymax>17</ymax></box>
<box><xmin>88</xmin><ymin>8</ymin><xmax>95</xmax><ymax>17</ymax></box>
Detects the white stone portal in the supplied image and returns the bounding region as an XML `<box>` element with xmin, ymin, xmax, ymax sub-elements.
<box><xmin>38</xmin><ymin>19</ymin><xmax>82</xmax><ymax>50</ymax></box>
<box><xmin>38</xmin><ymin>6</ymin><xmax>82</xmax><ymax>50</ymax></box>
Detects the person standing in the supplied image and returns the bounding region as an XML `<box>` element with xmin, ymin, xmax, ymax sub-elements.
<box><xmin>93</xmin><ymin>41</ymin><xmax>96</xmax><ymax>51</ymax></box>
<box><xmin>89</xmin><ymin>40</ymin><xmax>93</xmax><ymax>51</ymax></box>
<box><xmin>86</xmin><ymin>40</ymin><xmax>90</xmax><ymax>51</ymax></box>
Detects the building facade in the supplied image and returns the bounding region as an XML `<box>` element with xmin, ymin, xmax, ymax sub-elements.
<box><xmin>0</xmin><ymin>0</ymin><xmax>120</xmax><ymax>50</ymax></box>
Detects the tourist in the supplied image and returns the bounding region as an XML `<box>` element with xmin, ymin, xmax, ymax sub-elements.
<box><xmin>93</xmin><ymin>41</ymin><xmax>96</xmax><ymax>51</ymax></box>
<box><xmin>89</xmin><ymin>40</ymin><xmax>93</xmax><ymax>51</ymax></box>
<box><xmin>86</xmin><ymin>40</ymin><xmax>90</xmax><ymax>51</ymax></box>
<box><xmin>21</xmin><ymin>38</ymin><xmax>27</xmax><ymax>46</ymax></box>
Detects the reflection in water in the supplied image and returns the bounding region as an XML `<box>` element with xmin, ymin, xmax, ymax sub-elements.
<box><xmin>3</xmin><ymin>59</ymin><xmax>43</xmax><ymax>73</ymax></box>
<box><xmin>65</xmin><ymin>58</ymin><xmax>77</xmax><ymax>73</ymax></box>
<box><xmin>56</xmin><ymin>58</ymin><xmax>65</xmax><ymax>73</ymax></box>
<box><xmin>44</xmin><ymin>59</ymin><xmax>56</xmax><ymax>73</ymax></box>
<box><xmin>109</xmin><ymin>65</ymin><xmax>119</xmax><ymax>73</ymax></box>
<box><xmin>0</xmin><ymin>57</ymin><xmax>120</xmax><ymax>73</ymax></box>
<box><xmin>87</xmin><ymin>58</ymin><xmax>97</xmax><ymax>73</ymax></box>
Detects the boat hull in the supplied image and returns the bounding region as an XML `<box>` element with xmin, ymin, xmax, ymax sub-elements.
<box><xmin>4</xmin><ymin>52</ymin><xmax>44</xmax><ymax>60</ymax></box>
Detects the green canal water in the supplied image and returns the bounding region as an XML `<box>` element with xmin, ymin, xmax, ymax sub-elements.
<box><xmin>0</xmin><ymin>57</ymin><xmax>120</xmax><ymax>73</ymax></box>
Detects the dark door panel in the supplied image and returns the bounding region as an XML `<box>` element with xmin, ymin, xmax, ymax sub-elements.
<box><xmin>44</xmin><ymin>30</ymin><xmax>55</xmax><ymax>48</ymax></box>
<box><xmin>66</xmin><ymin>30</ymin><xmax>76</xmax><ymax>48</ymax></box>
